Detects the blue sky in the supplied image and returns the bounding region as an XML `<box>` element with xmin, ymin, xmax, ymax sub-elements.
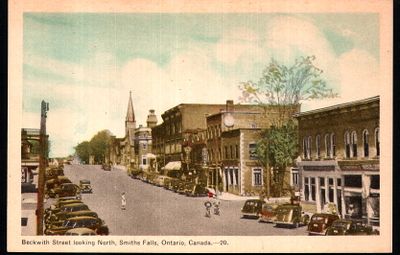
<box><xmin>22</xmin><ymin>13</ymin><xmax>381</xmax><ymax>157</ymax></box>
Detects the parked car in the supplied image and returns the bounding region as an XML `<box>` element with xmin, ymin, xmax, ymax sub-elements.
<box><xmin>79</xmin><ymin>180</ymin><xmax>92</xmax><ymax>193</ymax></box>
<box><xmin>326</xmin><ymin>219</ymin><xmax>378</xmax><ymax>236</ymax></box>
<box><xmin>46</xmin><ymin>210</ymin><xmax>99</xmax><ymax>228</ymax></box>
<box><xmin>45</xmin><ymin>199</ymin><xmax>83</xmax><ymax>217</ymax></box>
<box><xmin>241</xmin><ymin>199</ymin><xmax>266</xmax><ymax>218</ymax></box>
<box><xmin>274</xmin><ymin>204</ymin><xmax>310</xmax><ymax>228</ymax></box>
<box><xmin>102</xmin><ymin>164</ymin><xmax>111</xmax><ymax>171</ymax></box>
<box><xmin>45</xmin><ymin>216</ymin><xmax>109</xmax><ymax>235</ymax></box>
<box><xmin>186</xmin><ymin>184</ymin><xmax>208</xmax><ymax>197</ymax></box>
<box><xmin>153</xmin><ymin>175</ymin><xmax>170</xmax><ymax>187</ymax></box>
<box><xmin>50</xmin><ymin>183</ymin><xmax>81</xmax><ymax>199</ymax></box>
<box><xmin>308</xmin><ymin>213</ymin><xmax>340</xmax><ymax>235</ymax></box>
<box><xmin>64</xmin><ymin>227</ymin><xmax>97</xmax><ymax>236</ymax></box>
<box><xmin>259</xmin><ymin>203</ymin><xmax>279</xmax><ymax>223</ymax></box>
<box><xmin>167</xmin><ymin>178</ymin><xmax>181</xmax><ymax>191</ymax></box>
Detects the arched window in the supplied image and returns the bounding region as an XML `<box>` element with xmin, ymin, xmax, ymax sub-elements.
<box><xmin>325</xmin><ymin>134</ymin><xmax>331</xmax><ymax>158</ymax></box>
<box><xmin>303</xmin><ymin>137</ymin><xmax>307</xmax><ymax>159</ymax></box>
<box><xmin>316</xmin><ymin>135</ymin><xmax>321</xmax><ymax>159</ymax></box>
<box><xmin>375</xmin><ymin>128</ymin><xmax>380</xmax><ymax>156</ymax></box>
<box><xmin>363</xmin><ymin>129</ymin><xmax>369</xmax><ymax>157</ymax></box>
<box><xmin>331</xmin><ymin>133</ymin><xmax>336</xmax><ymax>157</ymax></box>
<box><xmin>344</xmin><ymin>131</ymin><xmax>351</xmax><ymax>158</ymax></box>
<box><xmin>307</xmin><ymin>136</ymin><xmax>312</xmax><ymax>159</ymax></box>
<box><xmin>351</xmin><ymin>131</ymin><xmax>358</xmax><ymax>157</ymax></box>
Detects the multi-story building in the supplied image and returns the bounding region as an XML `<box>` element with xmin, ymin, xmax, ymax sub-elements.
<box><xmin>21</xmin><ymin>128</ymin><xmax>42</xmax><ymax>187</ymax></box>
<box><xmin>134</xmin><ymin>110</ymin><xmax>157</xmax><ymax>171</ymax></box>
<box><xmin>294</xmin><ymin>96</ymin><xmax>379</xmax><ymax>225</ymax></box>
<box><xmin>206</xmin><ymin>100</ymin><xmax>300</xmax><ymax>195</ymax></box>
<box><xmin>151</xmin><ymin>103</ymin><xmax>227</xmax><ymax>176</ymax></box>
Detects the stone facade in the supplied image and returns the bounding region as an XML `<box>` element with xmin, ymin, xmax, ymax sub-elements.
<box><xmin>294</xmin><ymin>96</ymin><xmax>379</xmax><ymax>226</ymax></box>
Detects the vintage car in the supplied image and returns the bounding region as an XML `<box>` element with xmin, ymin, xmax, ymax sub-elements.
<box><xmin>167</xmin><ymin>179</ymin><xmax>181</xmax><ymax>191</ymax></box>
<box><xmin>274</xmin><ymin>204</ymin><xmax>310</xmax><ymax>228</ymax></box>
<box><xmin>177</xmin><ymin>182</ymin><xmax>194</xmax><ymax>195</ymax></box>
<box><xmin>79</xmin><ymin>179</ymin><xmax>92</xmax><ymax>193</ymax></box>
<box><xmin>46</xmin><ymin>210</ymin><xmax>99</xmax><ymax>228</ymax></box>
<box><xmin>259</xmin><ymin>203</ymin><xmax>279</xmax><ymax>223</ymax></box>
<box><xmin>45</xmin><ymin>199</ymin><xmax>83</xmax><ymax>217</ymax></box>
<box><xmin>153</xmin><ymin>175</ymin><xmax>171</xmax><ymax>187</ymax></box>
<box><xmin>49</xmin><ymin>183</ymin><xmax>81</xmax><ymax>199</ymax></box>
<box><xmin>64</xmin><ymin>227</ymin><xmax>97</xmax><ymax>236</ymax></box>
<box><xmin>326</xmin><ymin>219</ymin><xmax>378</xmax><ymax>236</ymax></box>
<box><xmin>44</xmin><ymin>216</ymin><xmax>109</xmax><ymax>235</ymax></box>
<box><xmin>241</xmin><ymin>199</ymin><xmax>266</xmax><ymax>218</ymax></box>
<box><xmin>102</xmin><ymin>164</ymin><xmax>111</xmax><ymax>171</ymax></box>
<box><xmin>47</xmin><ymin>203</ymin><xmax>90</xmax><ymax>218</ymax></box>
<box><xmin>308</xmin><ymin>213</ymin><xmax>340</xmax><ymax>235</ymax></box>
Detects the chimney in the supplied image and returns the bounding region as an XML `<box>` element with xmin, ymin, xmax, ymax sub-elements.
<box><xmin>226</xmin><ymin>100</ymin><xmax>234</xmax><ymax>112</ymax></box>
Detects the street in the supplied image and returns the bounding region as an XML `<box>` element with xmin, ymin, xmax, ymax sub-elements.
<box><xmin>57</xmin><ymin>164</ymin><xmax>308</xmax><ymax>236</ymax></box>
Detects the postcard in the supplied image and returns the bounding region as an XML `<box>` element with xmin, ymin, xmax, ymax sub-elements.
<box><xmin>8</xmin><ymin>0</ymin><xmax>392</xmax><ymax>252</ymax></box>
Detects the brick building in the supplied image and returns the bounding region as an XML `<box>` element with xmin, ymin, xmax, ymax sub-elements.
<box><xmin>294</xmin><ymin>96</ymin><xmax>379</xmax><ymax>225</ymax></box>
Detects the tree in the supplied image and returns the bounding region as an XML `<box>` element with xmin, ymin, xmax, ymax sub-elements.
<box><xmin>74</xmin><ymin>141</ymin><xmax>91</xmax><ymax>164</ymax></box>
<box><xmin>89</xmin><ymin>130</ymin><xmax>112</xmax><ymax>164</ymax></box>
<box><xmin>239</xmin><ymin>56</ymin><xmax>337</xmax><ymax>198</ymax></box>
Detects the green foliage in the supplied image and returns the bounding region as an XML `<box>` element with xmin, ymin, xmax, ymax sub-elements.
<box><xmin>239</xmin><ymin>56</ymin><xmax>337</xmax><ymax>106</ymax></box>
<box><xmin>74</xmin><ymin>130</ymin><xmax>112</xmax><ymax>164</ymax></box>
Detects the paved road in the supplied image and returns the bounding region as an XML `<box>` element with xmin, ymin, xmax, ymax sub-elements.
<box><xmin>60</xmin><ymin>164</ymin><xmax>308</xmax><ymax>236</ymax></box>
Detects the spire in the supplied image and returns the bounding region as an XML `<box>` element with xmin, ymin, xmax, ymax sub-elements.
<box><xmin>126</xmin><ymin>91</ymin><xmax>135</xmax><ymax>122</ymax></box>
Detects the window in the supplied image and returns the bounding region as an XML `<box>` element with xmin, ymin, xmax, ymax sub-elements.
<box><xmin>235</xmin><ymin>144</ymin><xmax>239</xmax><ymax>159</ymax></box>
<box><xmin>234</xmin><ymin>168</ymin><xmax>239</xmax><ymax>185</ymax></box>
<box><xmin>351</xmin><ymin>131</ymin><xmax>358</xmax><ymax>157</ymax></box>
<box><xmin>310</xmin><ymin>177</ymin><xmax>316</xmax><ymax>201</ymax></box>
<box><xmin>304</xmin><ymin>177</ymin><xmax>310</xmax><ymax>201</ymax></box>
<box><xmin>143</xmin><ymin>143</ymin><xmax>147</xmax><ymax>150</ymax></box>
<box><xmin>375</xmin><ymin>128</ymin><xmax>380</xmax><ymax>156</ymax></box>
<box><xmin>230</xmin><ymin>145</ymin><xmax>234</xmax><ymax>159</ymax></box>
<box><xmin>249</xmin><ymin>143</ymin><xmax>257</xmax><ymax>160</ymax></box>
<box><xmin>316</xmin><ymin>135</ymin><xmax>321</xmax><ymax>159</ymax></box>
<box><xmin>303</xmin><ymin>137</ymin><xmax>311</xmax><ymax>159</ymax></box>
<box><xmin>171</xmin><ymin>124</ymin><xmax>175</xmax><ymax>135</ymax></box>
<box><xmin>337</xmin><ymin>178</ymin><xmax>342</xmax><ymax>187</ymax></box>
<box><xmin>230</xmin><ymin>168</ymin><xmax>234</xmax><ymax>185</ymax></box>
<box><xmin>363</xmin><ymin>129</ymin><xmax>369</xmax><ymax>157</ymax></box>
<box><xmin>142</xmin><ymin>156</ymin><xmax>147</xmax><ymax>165</ymax></box>
<box><xmin>319</xmin><ymin>177</ymin><xmax>325</xmax><ymax>186</ymax></box>
<box><xmin>219</xmin><ymin>148</ymin><xmax>221</xmax><ymax>160</ymax></box>
<box><xmin>344</xmin><ymin>175</ymin><xmax>362</xmax><ymax>188</ymax></box>
<box><xmin>371</xmin><ymin>175</ymin><xmax>380</xmax><ymax>189</ymax></box>
<box><xmin>307</xmin><ymin>136</ymin><xmax>312</xmax><ymax>159</ymax></box>
<box><xmin>345</xmin><ymin>132</ymin><xmax>351</xmax><ymax>158</ymax></box>
<box><xmin>328</xmin><ymin>178</ymin><xmax>334</xmax><ymax>202</ymax></box>
<box><xmin>225</xmin><ymin>146</ymin><xmax>228</xmax><ymax>159</ymax></box>
<box><xmin>303</xmin><ymin>138</ymin><xmax>308</xmax><ymax>159</ymax></box>
<box><xmin>253</xmin><ymin>168</ymin><xmax>262</xmax><ymax>186</ymax></box>
<box><xmin>325</xmin><ymin>134</ymin><xmax>331</xmax><ymax>158</ymax></box>
<box><xmin>331</xmin><ymin>133</ymin><xmax>336</xmax><ymax>157</ymax></box>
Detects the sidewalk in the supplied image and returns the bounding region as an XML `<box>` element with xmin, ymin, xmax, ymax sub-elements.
<box><xmin>21</xmin><ymin>193</ymin><xmax>38</xmax><ymax>236</ymax></box>
<box><xmin>215</xmin><ymin>191</ymin><xmax>291</xmax><ymax>204</ymax></box>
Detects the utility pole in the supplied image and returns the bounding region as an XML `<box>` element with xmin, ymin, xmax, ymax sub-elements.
<box><xmin>36</xmin><ymin>100</ymin><xmax>49</xmax><ymax>235</ymax></box>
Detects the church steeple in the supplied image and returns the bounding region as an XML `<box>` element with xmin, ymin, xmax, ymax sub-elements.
<box><xmin>126</xmin><ymin>91</ymin><xmax>135</xmax><ymax>122</ymax></box>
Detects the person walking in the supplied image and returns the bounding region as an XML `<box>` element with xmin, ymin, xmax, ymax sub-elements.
<box><xmin>121</xmin><ymin>192</ymin><xmax>127</xmax><ymax>210</ymax></box>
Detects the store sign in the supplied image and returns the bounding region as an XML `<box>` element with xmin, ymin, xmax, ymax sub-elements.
<box><xmin>303</xmin><ymin>165</ymin><xmax>335</xmax><ymax>171</ymax></box>
<box><xmin>339</xmin><ymin>163</ymin><xmax>379</xmax><ymax>171</ymax></box>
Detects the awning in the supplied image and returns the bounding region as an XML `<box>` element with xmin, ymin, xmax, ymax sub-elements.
<box><xmin>162</xmin><ymin>161</ymin><xmax>181</xmax><ymax>171</ymax></box>
<box><xmin>145</xmin><ymin>153</ymin><xmax>156</xmax><ymax>159</ymax></box>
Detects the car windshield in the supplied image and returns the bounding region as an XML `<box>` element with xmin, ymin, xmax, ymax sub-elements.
<box><xmin>311</xmin><ymin>216</ymin><xmax>328</xmax><ymax>223</ymax></box>
<box><xmin>245</xmin><ymin>201</ymin><xmax>260</xmax><ymax>207</ymax></box>
<box><xmin>262</xmin><ymin>205</ymin><xmax>274</xmax><ymax>212</ymax></box>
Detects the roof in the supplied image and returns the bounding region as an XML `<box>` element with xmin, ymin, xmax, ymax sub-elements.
<box><xmin>65</xmin><ymin>227</ymin><xmax>96</xmax><ymax>234</ymax></box>
<box><xmin>126</xmin><ymin>91</ymin><xmax>135</xmax><ymax>122</ymax></box>
<box><xmin>293</xmin><ymin>96</ymin><xmax>379</xmax><ymax>118</ymax></box>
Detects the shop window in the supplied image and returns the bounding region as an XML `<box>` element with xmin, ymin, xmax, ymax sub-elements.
<box><xmin>351</xmin><ymin>131</ymin><xmax>358</xmax><ymax>157</ymax></box>
<box><xmin>375</xmin><ymin>128</ymin><xmax>380</xmax><ymax>156</ymax></box>
<box><xmin>363</xmin><ymin>129</ymin><xmax>369</xmax><ymax>157</ymax></box>
<box><xmin>316</xmin><ymin>135</ymin><xmax>321</xmax><ymax>159</ymax></box>
<box><xmin>234</xmin><ymin>168</ymin><xmax>239</xmax><ymax>185</ymax></box>
<box><xmin>344</xmin><ymin>175</ymin><xmax>362</xmax><ymax>188</ymax></box>
<box><xmin>311</xmin><ymin>177</ymin><xmax>316</xmax><ymax>201</ymax></box>
<box><xmin>320</xmin><ymin>189</ymin><xmax>326</xmax><ymax>206</ymax></box>
<box><xmin>253</xmin><ymin>168</ymin><xmax>262</xmax><ymax>186</ymax></box>
<box><xmin>304</xmin><ymin>177</ymin><xmax>310</xmax><ymax>201</ymax></box>
<box><xmin>371</xmin><ymin>175</ymin><xmax>380</xmax><ymax>189</ymax></box>
<box><xmin>249</xmin><ymin>143</ymin><xmax>258</xmax><ymax>160</ymax></box>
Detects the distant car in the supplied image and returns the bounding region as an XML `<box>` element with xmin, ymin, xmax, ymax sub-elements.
<box><xmin>45</xmin><ymin>216</ymin><xmax>109</xmax><ymax>235</ymax></box>
<box><xmin>308</xmin><ymin>213</ymin><xmax>340</xmax><ymax>235</ymax></box>
<box><xmin>79</xmin><ymin>180</ymin><xmax>92</xmax><ymax>193</ymax></box>
<box><xmin>259</xmin><ymin>203</ymin><xmax>279</xmax><ymax>223</ymax></box>
<box><xmin>326</xmin><ymin>219</ymin><xmax>378</xmax><ymax>236</ymax></box>
<box><xmin>65</xmin><ymin>227</ymin><xmax>97</xmax><ymax>236</ymax></box>
<box><xmin>102</xmin><ymin>164</ymin><xmax>111</xmax><ymax>171</ymax></box>
<box><xmin>273</xmin><ymin>204</ymin><xmax>310</xmax><ymax>228</ymax></box>
<box><xmin>153</xmin><ymin>175</ymin><xmax>170</xmax><ymax>187</ymax></box>
<box><xmin>241</xmin><ymin>199</ymin><xmax>266</xmax><ymax>219</ymax></box>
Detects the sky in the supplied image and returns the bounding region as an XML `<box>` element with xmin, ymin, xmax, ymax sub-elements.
<box><xmin>22</xmin><ymin>13</ymin><xmax>381</xmax><ymax>157</ymax></box>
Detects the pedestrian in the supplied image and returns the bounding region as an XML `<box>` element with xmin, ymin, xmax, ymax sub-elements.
<box><xmin>121</xmin><ymin>192</ymin><xmax>126</xmax><ymax>210</ymax></box>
